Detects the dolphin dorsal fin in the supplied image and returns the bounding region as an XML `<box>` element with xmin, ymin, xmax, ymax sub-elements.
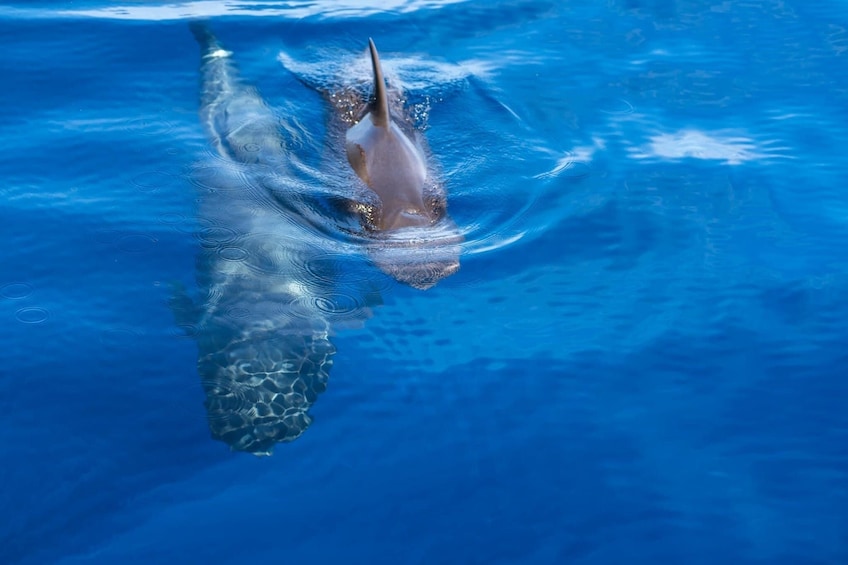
<box><xmin>368</xmin><ymin>38</ymin><xmax>390</xmax><ymax>128</ymax></box>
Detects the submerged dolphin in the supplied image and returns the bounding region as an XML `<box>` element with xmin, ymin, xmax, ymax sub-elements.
<box><xmin>178</xmin><ymin>24</ymin><xmax>460</xmax><ymax>454</ymax></box>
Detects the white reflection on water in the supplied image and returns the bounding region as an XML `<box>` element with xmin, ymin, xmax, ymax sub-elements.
<box><xmin>278</xmin><ymin>49</ymin><xmax>496</xmax><ymax>94</ymax></box>
<box><xmin>629</xmin><ymin>129</ymin><xmax>771</xmax><ymax>165</ymax></box>
<box><xmin>34</xmin><ymin>0</ymin><xmax>468</xmax><ymax>20</ymax></box>
<box><xmin>534</xmin><ymin>140</ymin><xmax>601</xmax><ymax>180</ymax></box>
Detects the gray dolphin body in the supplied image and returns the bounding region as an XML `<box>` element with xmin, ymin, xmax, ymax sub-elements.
<box><xmin>341</xmin><ymin>39</ymin><xmax>462</xmax><ymax>289</ymax></box>
<box><xmin>326</xmin><ymin>39</ymin><xmax>462</xmax><ymax>289</ymax></box>
<box><xmin>180</xmin><ymin>24</ymin><xmax>459</xmax><ymax>454</ymax></box>
<box><xmin>346</xmin><ymin>40</ymin><xmax>431</xmax><ymax>231</ymax></box>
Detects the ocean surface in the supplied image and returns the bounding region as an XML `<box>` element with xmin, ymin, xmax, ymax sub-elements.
<box><xmin>2</xmin><ymin>1</ymin><xmax>847</xmax><ymax>563</ymax></box>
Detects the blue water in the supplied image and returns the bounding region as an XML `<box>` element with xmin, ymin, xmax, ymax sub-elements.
<box><xmin>2</xmin><ymin>0</ymin><xmax>848</xmax><ymax>563</ymax></box>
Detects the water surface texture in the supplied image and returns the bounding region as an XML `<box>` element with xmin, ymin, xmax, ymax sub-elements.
<box><xmin>2</xmin><ymin>1</ymin><xmax>848</xmax><ymax>563</ymax></box>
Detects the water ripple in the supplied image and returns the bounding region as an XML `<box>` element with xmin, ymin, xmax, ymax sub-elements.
<box><xmin>1</xmin><ymin>282</ymin><xmax>33</xmax><ymax>300</ymax></box>
<box><xmin>3</xmin><ymin>1</ymin><xmax>469</xmax><ymax>21</ymax></box>
<box><xmin>15</xmin><ymin>306</ymin><xmax>50</xmax><ymax>324</ymax></box>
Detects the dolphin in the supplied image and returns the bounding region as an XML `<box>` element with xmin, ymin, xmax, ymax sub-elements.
<box><xmin>346</xmin><ymin>40</ymin><xmax>431</xmax><ymax>231</ymax></box>
<box><xmin>179</xmin><ymin>23</ymin><xmax>361</xmax><ymax>455</ymax></box>
<box><xmin>333</xmin><ymin>39</ymin><xmax>463</xmax><ymax>289</ymax></box>
<box><xmin>179</xmin><ymin>24</ymin><xmax>459</xmax><ymax>454</ymax></box>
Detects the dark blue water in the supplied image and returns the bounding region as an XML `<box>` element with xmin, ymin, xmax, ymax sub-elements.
<box><xmin>2</xmin><ymin>1</ymin><xmax>847</xmax><ymax>563</ymax></box>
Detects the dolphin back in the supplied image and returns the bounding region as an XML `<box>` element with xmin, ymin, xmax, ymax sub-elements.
<box><xmin>344</xmin><ymin>39</ymin><xmax>434</xmax><ymax>230</ymax></box>
<box><xmin>191</xmin><ymin>22</ymin><xmax>288</xmax><ymax>169</ymax></box>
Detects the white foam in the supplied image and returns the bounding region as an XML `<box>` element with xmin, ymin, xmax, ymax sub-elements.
<box><xmin>278</xmin><ymin>49</ymin><xmax>493</xmax><ymax>92</ymax></box>
<box><xmin>533</xmin><ymin>140</ymin><xmax>600</xmax><ymax>180</ymax></box>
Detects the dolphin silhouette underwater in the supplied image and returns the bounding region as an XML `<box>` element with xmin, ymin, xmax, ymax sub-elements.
<box><xmin>175</xmin><ymin>24</ymin><xmax>461</xmax><ymax>454</ymax></box>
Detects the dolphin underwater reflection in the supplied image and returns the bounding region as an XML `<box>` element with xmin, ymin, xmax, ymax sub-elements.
<box><xmin>175</xmin><ymin>24</ymin><xmax>461</xmax><ymax>454</ymax></box>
